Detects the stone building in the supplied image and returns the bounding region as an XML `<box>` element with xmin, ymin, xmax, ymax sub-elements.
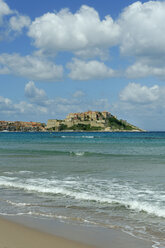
<box><xmin>47</xmin><ymin>111</ymin><xmax>112</xmax><ymax>130</ymax></box>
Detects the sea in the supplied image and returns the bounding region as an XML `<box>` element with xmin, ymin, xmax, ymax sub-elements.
<box><xmin>0</xmin><ymin>131</ymin><xmax>164</xmax><ymax>247</ymax></box>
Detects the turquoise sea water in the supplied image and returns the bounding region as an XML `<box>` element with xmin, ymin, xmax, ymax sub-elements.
<box><xmin>0</xmin><ymin>132</ymin><xmax>164</xmax><ymax>247</ymax></box>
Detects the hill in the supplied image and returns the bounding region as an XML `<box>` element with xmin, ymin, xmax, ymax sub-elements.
<box><xmin>47</xmin><ymin>111</ymin><xmax>144</xmax><ymax>132</ymax></box>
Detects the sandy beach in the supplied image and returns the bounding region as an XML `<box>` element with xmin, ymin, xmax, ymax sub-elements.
<box><xmin>0</xmin><ymin>217</ymin><xmax>95</xmax><ymax>248</ymax></box>
<box><xmin>0</xmin><ymin>215</ymin><xmax>153</xmax><ymax>248</ymax></box>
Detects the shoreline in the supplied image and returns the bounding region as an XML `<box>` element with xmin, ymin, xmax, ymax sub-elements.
<box><xmin>0</xmin><ymin>215</ymin><xmax>153</xmax><ymax>248</ymax></box>
<box><xmin>0</xmin><ymin>216</ymin><xmax>95</xmax><ymax>248</ymax></box>
<box><xmin>0</xmin><ymin>129</ymin><xmax>146</xmax><ymax>133</ymax></box>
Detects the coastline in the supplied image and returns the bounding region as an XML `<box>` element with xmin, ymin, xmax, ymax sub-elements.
<box><xmin>0</xmin><ymin>215</ymin><xmax>153</xmax><ymax>248</ymax></box>
<box><xmin>0</xmin><ymin>216</ymin><xmax>95</xmax><ymax>248</ymax></box>
<box><xmin>0</xmin><ymin>129</ymin><xmax>146</xmax><ymax>132</ymax></box>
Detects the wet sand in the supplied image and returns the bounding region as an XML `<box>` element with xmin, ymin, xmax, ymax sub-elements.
<box><xmin>0</xmin><ymin>216</ymin><xmax>153</xmax><ymax>248</ymax></box>
<box><xmin>0</xmin><ymin>217</ymin><xmax>95</xmax><ymax>248</ymax></box>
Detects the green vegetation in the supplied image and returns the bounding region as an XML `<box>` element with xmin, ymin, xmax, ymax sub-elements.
<box><xmin>107</xmin><ymin>116</ymin><xmax>134</xmax><ymax>130</ymax></box>
<box><xmin>59</xmin><ymin>123</ymin><xmax>102</xmax><ymax>131</ymax></box>
<box><xmin>58</xmin><ymin>124</ymin><xmax>68</xmax><ymax>131</ymax></box>
<box><xmin>57</xmin><ymin>119</ymin><xmax>137</xmax><ymax>131</ymax></box>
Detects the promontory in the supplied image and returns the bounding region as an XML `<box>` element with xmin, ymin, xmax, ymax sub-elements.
<box><xmin>46</xmin><ymin>111</ymin><xmax>144</xmax><ymax>132</ymax></box>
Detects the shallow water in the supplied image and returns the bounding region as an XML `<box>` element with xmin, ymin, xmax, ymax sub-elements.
<box><xmin>0</xmin><ymin>132</ymin><xmax>164</xmax><ymax>247</ymax></box>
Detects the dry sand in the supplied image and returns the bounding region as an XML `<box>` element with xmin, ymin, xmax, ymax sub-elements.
<box><xmin>0</xmin><ymin>217</ymin><xmax>96</xmax><ymax>248</ymax></box>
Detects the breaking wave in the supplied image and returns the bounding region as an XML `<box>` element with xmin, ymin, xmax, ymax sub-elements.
<box><xmin>0</xmin><ymin>176</ymin><xmax>165</xmax><ymax>218</ymax></box>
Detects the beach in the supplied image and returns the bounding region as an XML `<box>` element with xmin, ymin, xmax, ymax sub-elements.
<box><xmin>0</xmin><ymin>132</ymin><xmax>164</xmax><ymax>248</ymax></box>
<box><xmin>0</xmin><ymin>215</ymin><xmax>153</xmax><ymax>248</ymax></box>
<box><xmin>0</xmin><ymin>216</ymin><xmax>95</xmax><ymax>248</ymax></box>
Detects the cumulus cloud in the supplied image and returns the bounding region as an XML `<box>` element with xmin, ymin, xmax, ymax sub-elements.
<box><xmin>15</xmin><ymin>101</ymin><xmax>48</xmax><ymax>115</ymax></box>
<box><xmin>119</xmin><ymin>82</ymin><xmax>159</xmax><ymax>104</ymax></box>
<box><xmin>0</xmin><ymin>94</ymin><xmax>48</xmax><ymax>120</ymax></box>
<box><xmin>111</xmin><ymin>82</ymin><xmax>165</xmax><ymax>130</ymax></box>
<box><xmin>0</xmin><ymin>0</ymin><xmax>31</xmax><ymax>41</ymax></box>
<box><xmin>9</xmin><ymin>14</ymin><xmax>31</xmax><ymax>32</ymax></box>
<box><xmin>0</xmin><ymin>53</ymin><xmax>63</xmax><ymax>81</ymax></box>
<box><xmin>28</xmin><ymin>5</ymin><xmax>120</xmax><ymax>56</ymax></box>
<box><xmin>0</xmin><ymin>82</ymin><xmax>111</xmax><ymax>120</ymax></box>
<box><xmin>67</xmin><ymin>58</ymin><xmax>116</xmax><ymax>80</ymax></box>
<box><xmin>74</xmin><ymin>48</ymin><xmax>109</xmax><ymax>60</ymax></box>
<box><xmin>117</xmin><ymin>1</ymin><xmax>165</xmax><ymax>79</ymax></box>
<box><xmin>0</xmin><ymin>95</ymin><xmax>12</xmax><ymax>112</ymax></box>
<box><xmin>126</xmin><ymin>58</ymin><xmax>165</xmax><ymax>80</ymax></box>
<box><xmin>119</xmin><ymin>1</ymin><xmax>165</xmax><ymax>57</ymax></box>
<box><xmin>26</xmin><ymin>2</ymin><xmax>165</xmax><ymax>79</ymax></box>
<box><xmin>0</xmin><ymin>0</ymin><xmax>12</xmax><ymax>25</ymax></box>
<box><xmin>25</xmin><ymin>81</ymin><xmax>47</xmax><ymax>104</ymax></box>
<box><xmin>3</xmin><ymin>2</ymin><xmax>165</xmax><ymax>81</ymax></box>
<box><xmin>0</xmin><ymin>94</ymin><xmax>47</xmax><ymax>118</ymax></box>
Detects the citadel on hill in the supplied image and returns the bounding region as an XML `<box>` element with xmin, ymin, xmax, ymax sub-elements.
<box><xmin>47</xmin><ymin>111</ymin><xmax>143</xmax><ymax>132</ymax></box>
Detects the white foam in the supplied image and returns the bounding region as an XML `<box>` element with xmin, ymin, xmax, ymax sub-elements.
<box><xmin>82</xmin><ymin>136</ymin><xmax>94</xmax><ymax>139</ymax></box>
<box><xmin>61</xmin><ymin>135</ymin><xmax>94</xmax><ymax>139</ymax></box>
<box><xmin>3</xmin><ymin>171</ymin><xmax>15</xmax><ymax>175</ymax></box>
<box><xmin>0</xmin><ymin>176</ymin><xmax>165</xmax><ymax>218</ymax></box>
<box><xmin>69</xmin><ymin>151</ymin><xmax>85</xmax><ymax>156</ymax></box>
<box><xmin>18</xmin><ymin>171</ymin><xmax>33</xmax><ymax>175</ymax></box>
<box><xmin>3</xmin><ymin>171</ymin><xmax>33</xmax><ymax>176</ymax></box>
<box><xmin>6</xmin><ymin>200</ymin><xmax>30</xmax><ymax>207</ymax></box>
<box><xmin>124</xmin><ymin>200</ymin><xmax>165</xmax><ymax>218</ymax></box>
<box><xmin>74</xmin><ymin>152</ymin><xmax>85</xmax><ymax>156</ymax></box>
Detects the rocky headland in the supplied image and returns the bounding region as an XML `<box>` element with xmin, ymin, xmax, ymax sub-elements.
<box><xmin>47</xmin><ymin>111</ymin><xmax>144</xmax><ymax>132</ymax></box>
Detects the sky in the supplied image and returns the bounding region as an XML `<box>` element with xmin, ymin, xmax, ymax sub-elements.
<box><xmin>1</xmin><ymin>0</ymin><xmax>165</xmax><ymax>130</ymax></box>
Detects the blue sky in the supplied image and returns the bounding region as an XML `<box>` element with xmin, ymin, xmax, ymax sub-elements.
<box><xmin>1</xmin><ymin>0</ymin><xmax>165</xmax><ymax>130</ymax></box>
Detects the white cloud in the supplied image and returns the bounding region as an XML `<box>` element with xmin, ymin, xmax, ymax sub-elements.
<box><xmin>0</xmin><ymin>0</ymin><xmax>12</xmax><ymax>25</ymax></box>
<box><xmin>67</xmin><ymin>58</ymin><xmax>116</xmax><ymax>80</ymax></box>
<box><xmin>126</xmin><ymin>58</ymin><xmax>165</xmax><ymax>80</ymax></box>
<box><xmin>93</xmin><ymin>98</ymin><xmax>110</xmax><ymax>110</ymax></box>
<box><xmin>118</xmin><ymin>1</ymin><xmax>165</xmax><ymax>57</ymax></box>
<box><xmin>9</xmin><ymin>15</ymin><xmax>31</xmax><ymax>32</ymax></box>
<box><xmin>126</xmin><ymin>60</ymin><xmax>154</xmax><ymax>78</ymax></box>
<box><xmin>0</xmin><ymin>82</ymin><xmax>111</xmax><ymax>120</ymax></box>
<box><xmin>26</xmin><ymin>2</ymin><xmax>165</xmax><ymax>79</ymax></box>
<box><xmin>74</xmin><ymin>47</ymin><xmax>109</xmax><ymax>60</ymax></box>
<box><xmin>117</xmin><ymin>1</ymin><xmax>165</xmax><ymax>79</ymax></box>
<box><xmin>0</xmin><ymin>95</ymin><xmax>12</xmax><ymax>111</ymax></box>
<box><xmin>0</xmin><ymin>65</ymin><xmax>9</xmax><ymax>74</ymax></box>
<box><xmin>46</xmin><ymin>96</ymin><xmax>110</xmax><ymax>117</ymax></box>
<box><xmin>0</xmin><ymin>53</ymin><xmax>63</xmax><ymax>81</ymax></box>
<box><xmin>27</xmin><ymin>2</ymin><xmax>165</xmax><ymax>61</ymax></box>
<box><xmin>0</xmin><ymin>0</ymin><xmax>31</xmax><ymax>40</ymax></box>
<box><xmin>72</xmin><ymin>90</ymin><xmax>85</xmax><ymax>98</ymax></box>
<box><xmin>119</xmin><ymin>82</ymin><xmax>159</xmax><ymax>104</ymax></box>
<box><xmin>3</xmin><ymin>2</ymin><xmax>165</xmax><ymax>81</ymax></box>
<box><xmin>0</xmin><ymin>94</ymin><xmax>48</xmax><ymax>119</ymax></box>
<box><xmin>28</xmin><ymin>5</ymin><xmax>120</xmax><ymax>56</ymax></box>
<box><xmin>112</xmin><ymin>82</ymin><xmax>165</xmax><ymax>130</ymax></box>
<box><xmin>25</xmin><ymin>81</ymin><xmax>47</xmax><ymax>104</ymax></box>
<box><xmin>15</xmin><ymin>101</ymin><xmax>48</xmax><ymax>115</ymax></box>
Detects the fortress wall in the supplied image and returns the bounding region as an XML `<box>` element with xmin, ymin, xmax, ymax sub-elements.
<box><xmin>47</xmin><ymin>120</ymin><xmax>61</xmax><ymax>129</ymax></box>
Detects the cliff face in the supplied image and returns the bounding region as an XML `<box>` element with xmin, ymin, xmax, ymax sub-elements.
<box><xmin>47</xmin><ymin>111</ymin><xmax>143</xmax><ymax>132</ymax></box>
